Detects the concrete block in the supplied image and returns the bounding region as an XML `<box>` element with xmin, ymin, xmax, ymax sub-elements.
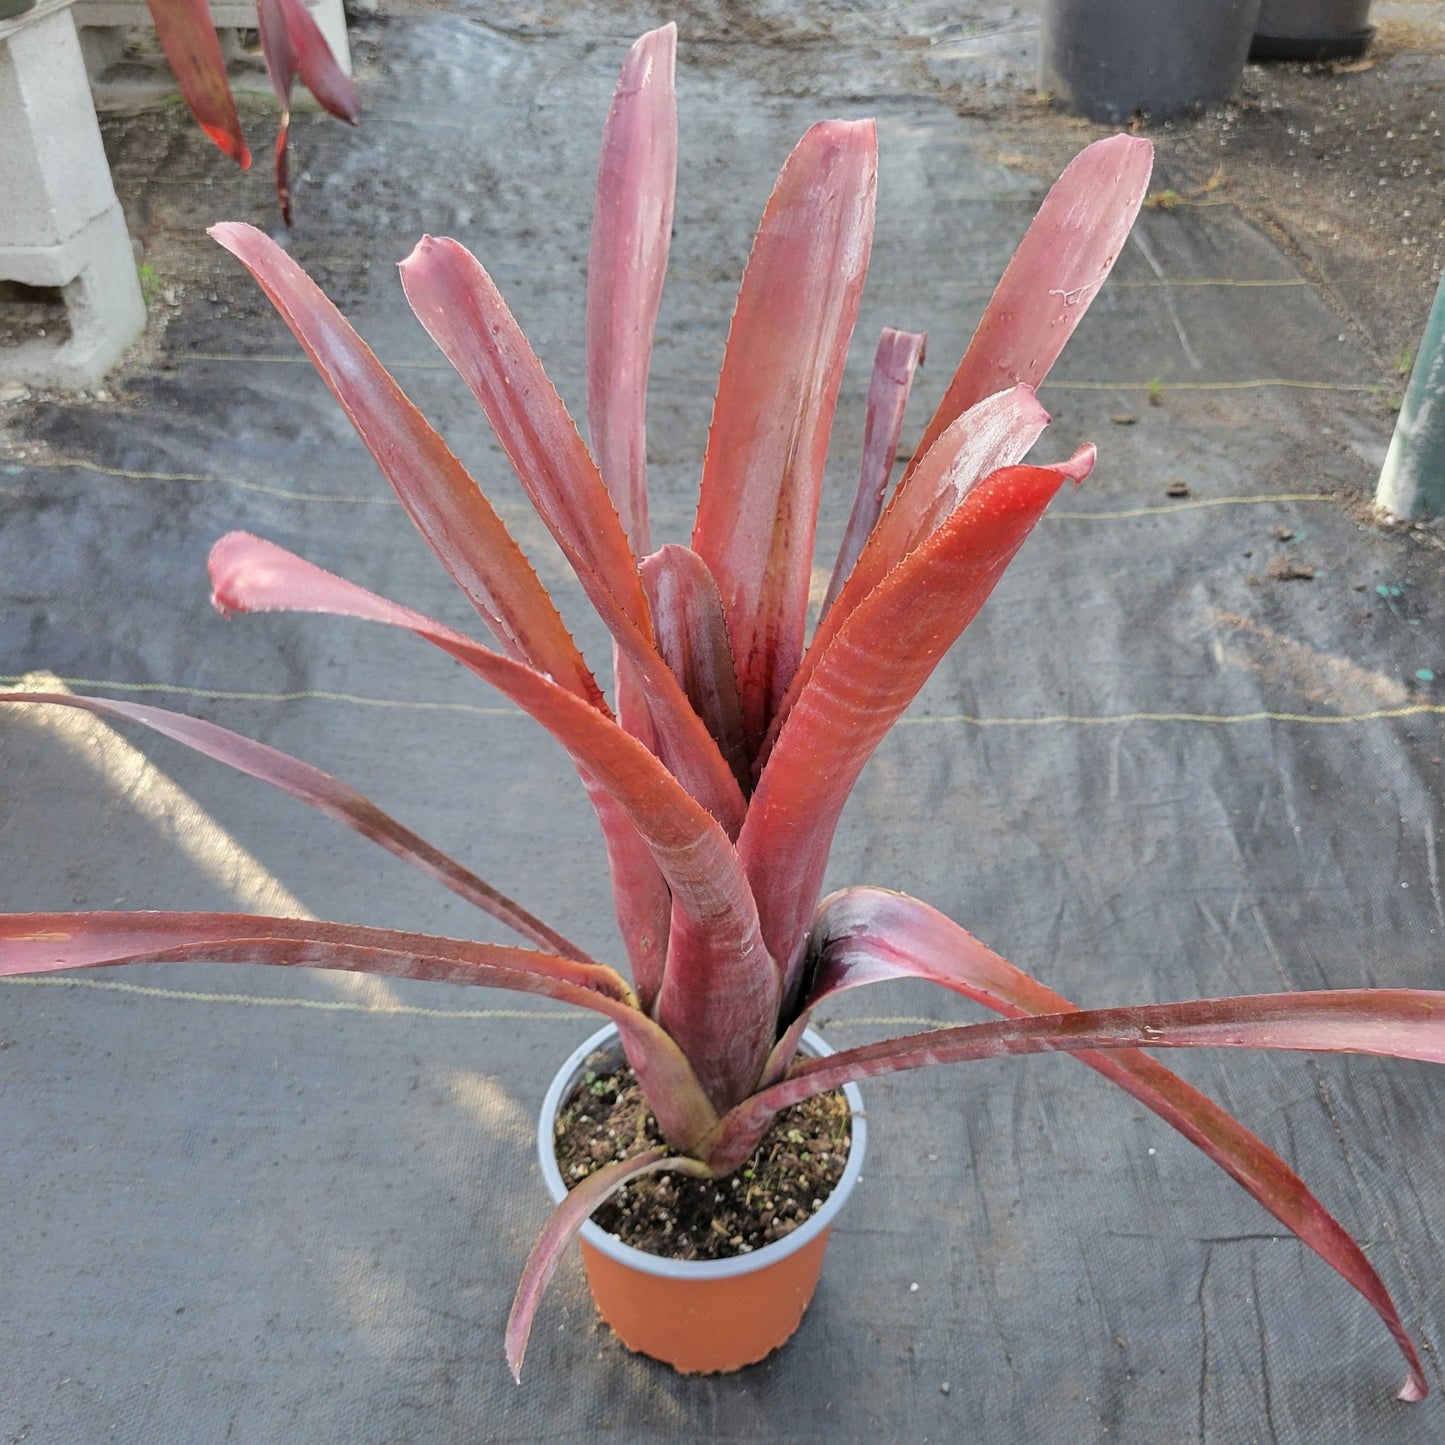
<box><xmin>0</xmin><ymin>0</ymin><xmax>146</xmax><ymax>387</ymax></box>
<box><xmin>0</xmin><ymin>0</ymin><xmax>121</xmax><ymax>248</ymax></box>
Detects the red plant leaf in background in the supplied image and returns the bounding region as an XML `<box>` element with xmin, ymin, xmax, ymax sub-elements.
<box><xmin>586</xmin><ymin>23</ymin><xmax>677</xmax><ymax>557</ymax></box>
<box><xmin>209</xmin><ymin>224</ymin><xmax>602</xmax><ymax>711</ymax></box>
<box><xmin>143</xmin><ymin>0</ymin><xmax>249</xmax><ymax>167</ymax></box>
<box><xmin>278</xmin><ymin>0</ymin><xmax>359</xmax><ymax>125</ymax></box>
<box><xmin>742</xmin><ymin>459</ymin><xmax>1088</xmax><ymax>991</ymax></box>
<box><xmin>0</xmin><ymin>689</ymin><xmax>590</xmax><ymax>962</ymax></box>
<box><xmin>209</xmin><ymin>533</ymin><xmax>782</xmax><ymax>1110</ymax></box>
<box><xmin>505</xmin><ymin>1146</ymin><xmax>712</xmax><ymax>1380</ymax></box>
<box><xmin>0</xmin><ymin>913</ymin><xmax>721</xmax><ymax>1152</ymax></box>
<box><xmin>909</xmin><ymin>134</ymin><xmax>1154</xmax><ymax>471</ymax></box>
<box><xmin>820</xmin><ymin>326</ymin><xmax>927</xmax><ymax>619</ymax></box>
<box><xmin>692</xmin><ymin>120</ymin><xmax>877</xmax><ymax>761</ymax></box>
<box><xmin>255</xmin><ymin>0</ymin><xmax>359</xmax><ymax>223</ymax></box>
<box><xmin>640</xmin><ymin>546</ymin><xmax>750</xmax><ymax>791</ymax></box>
<box><xmin>398</xmin><ymin>237</ymin><xmax>746</xmax><ymax>837</ymax></box>
<box><xmin>779</xmin><ymin>887</ymin><xmax>1429</xmax><ymax>1401</ymax></box>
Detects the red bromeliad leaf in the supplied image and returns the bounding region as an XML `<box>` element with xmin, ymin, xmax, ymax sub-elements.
<box><xmin>210</xmin><ymin>533</ymin><xmax>781</xmax><ymax>1107</ymax></box>
<box><xmin>820</xmin><ymin>327</ymin><xmax>927</xmax><ymax>619</ymax></box>
<box><xmin>909</xmin><ymin>134</ymin><xmax>1153</xmax><ymax>472</ymax></box>
<box><xmin>398</xmin><ymin>237</ymin><xmax>745</xmax><ymax>836</ymax></box>
<box><xmin>605</xmin><ymin>662</ymin><xmax>671</xmax><ymax>1011</ymax></box>
<box><xmin>586</xmin><ymin>23</ymin><xmax>677</xmax><ymax>556</ymax></box>
<box><xmin>760</xmin><ymin>386</ymin><xmax>1057</xmax><ymax>766</ymax></box>
<box><xmin>208</xmin><ymin>224</ymin><xmax>603</xmax><ymax>712</ymax></box>
<box><xmin>276</xmin><ymin>0</ymin><xmax>359</xmax><ymax>124</ymax></box>
<box><xmin>715</xmin><ymin>988</ymin><xmax>1445</xmax><ymax>1405</ymax></box>
<box><xmin>0</xmin><ymin>913</ymin><xmax>720</xmax><ymax>1150</ymax></box>
<box><xmin>143</xmin><ymin>0</ymin><xmax>249</xmax><ymax>168</ymax></box>
<box><xmin>791</xmin><ymin>991</ymin><xmax>1445</xmax><ymax>1075</ymax></box>
<box><xmin>207</xmin><ymin>534</ymin><xmax>736</xmax><ymax>925</ymax></box>
<box><xmin>0</xmin><ymin>911</ymin><xmax>626</xmax><ymax>996</ymax></box>
<box><xmin>506</xmin><ymin>1146</ymin><xmax>712</xmax><ymax>1379</ymax></box>
<box><xmin>692</xmin><ymin>120</ymin><xmax>877</xmax><ymax>760</ymax></box>
<box><xmin>590</xmin><ymin>773</ymin><xmax>671</xmax><ymax>1012</ymax></box>
<box><xmin>0</xmin><ymin>690</ymin><xmax>590</xmax><ymax>963</ymax></box>
<box><xmin>255</xmin><ymin>0</ymin><xmax>360</xmax><ymax>223</ymax></box>
<box><xmin>771</xmin><ymin>887</ymin><xmax>1429</xmax><ymax>1401</ymax></box>
<box><xmin>640</xmin><ymin>546</ymin><xmax>750</xmax><ymax>790</ymax></box>
<box><xmin>742</xmin><ymin>461</ymin><xmax>1082</xmax><ymax>990</ymax></box>
<box><xmin>400</xmin><ymin>236</ymin><xmax>651</xmax><ymax>638</ymax></box>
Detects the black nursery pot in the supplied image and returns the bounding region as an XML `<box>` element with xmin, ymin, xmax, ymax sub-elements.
<box><xmin>1040</xmin><ymin>0</ymin><xmax>1265</xmax><ymax>123</ymax></box>
<box><xmin>1250</xmin><ymin>0</ymin><xmax>1374</xmax><ymax>62</ymax></box>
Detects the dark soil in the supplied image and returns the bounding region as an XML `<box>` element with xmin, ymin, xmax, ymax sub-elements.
<box><xmin>552</xmin><ymin>1048</ymin><xmax>851</xmax><ymax>1262</ymax></box>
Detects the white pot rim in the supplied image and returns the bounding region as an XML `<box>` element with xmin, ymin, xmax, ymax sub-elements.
<box><xmin>537</xmin><ymin>1023</ymin><xmax>867</xmax><ymax>1281</ymax></box>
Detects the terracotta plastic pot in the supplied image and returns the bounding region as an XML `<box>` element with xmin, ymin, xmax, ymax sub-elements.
<box><xmin>538</xmin><ymin>1023</ymin><xmax>867</xmax><ymax>1374</ymax></box>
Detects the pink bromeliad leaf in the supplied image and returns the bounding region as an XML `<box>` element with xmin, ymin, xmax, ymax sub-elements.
<box><xmin>742</xmin><ymin>458</ymin><xmax>1091</xmax><ymax>989</ymax></box>
<box><xmin>400</xmin><ymin>237</ymin><xmax>651</xmax><ymax>638</ymax></box>
<box><xmin>715</xmin><ymin>987</ymin><xmax>1445</xmax><ymax>1403</ymax></box>
<box><xmin>398</xmin><ymin>237</ymin><xmax>746</xmax><ymax>837</ymax></box>
<box><xmin>209</xmin><ymin>533</ymin><xmax>781</xmax><ymax>1109</ymax></box>
<box><xmin>692</xmin><ymin>120</ymin><xmax>877</xmax><ymax>761</ymax></box>
<box><xmin>759</xmin><ymin>386</ymin><xmax>1059</xmax><ymax>768</ymax></box>
<box><xmin>210</xmin><ymin>223</ymin><xmax>679</xmax><ymax>1030</ymax></box>
<box><xmin>209</xmin><ymin>224</ymin><xmax>603</xmax><ymax>712</ymax></box>
<box><xmin>0</xmin><ymin>690</ymin><xmax>589</xmax><ymax>962</ymax></box>
<box><xmin>767</xmin><ymin>887</ymin><xmax>1428</xmax><ymax>1402</ymax></box>
<box><xmin>255</xmin><ymin>0</ymin><xmax>360</xmax><ymax>224</ymax></box>
<box><xmin>586</xmin><ymin>23</ymin><xmax>677</xmax><ymax>557</ymax></box>
<box><xmin>0</xmin><ymin>912</ymin><xmax>628</xmax><ymax>997</ymax></box>
<box><xmin>640</xmin><ymin>546</ymin><xmax>750</xmax><ymax>790</ymax></box>
<box><xmin>505</xmin><ymin>1146</ymin><xmax>712</xmax><ymax>1380</ymax></box>
<box><xmin>710</xmin><ymin>984</ymin><xmax>1444</xmax><ymax>1402</ymax></box>
<box><xmin>143</xmin><ymin>0</ymin><xmax>249</xmax><ymax>167</ymax></box>
<box><xmin>909</xmin><ymin>134</ymin><xmax>1154</xmax><ymax>471</ymax></box>
<box><xmin>0</xmin><ymin>913</ymin><xmax>720</xmax><ymax>1150</ymax></box>
<box><xmin>820</xmin><ymin>327</ymin><xmax>927</xmax><ymax>619</ymax></box>
<box><xmin>580</xmin><ymin>26</ymin><xmax>679</xmax><ymax>975</ymax></box>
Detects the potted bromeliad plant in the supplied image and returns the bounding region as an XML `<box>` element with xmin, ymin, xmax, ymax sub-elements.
<box><xmin>3</xmin><ymin>23</ymin><xmax>1442</xmax><ymax>1397</ymax></box>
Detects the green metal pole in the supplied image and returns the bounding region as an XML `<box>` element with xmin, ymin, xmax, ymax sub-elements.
<box><xmin>1377</xmin><ymin>268</ymin><xmax>1445</xmax><ymax>521</ymax></box>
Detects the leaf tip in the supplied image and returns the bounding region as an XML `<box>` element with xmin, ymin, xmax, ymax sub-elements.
<box><xmin>1060</xmin><ymin>442</ymin><xmax>1097</xmax><ymax>485</ymax></box>
<box><xmin>1398</xmin><ymin>1371</ymin><xmax>1428</xmax><ymax>1403</ymax></box>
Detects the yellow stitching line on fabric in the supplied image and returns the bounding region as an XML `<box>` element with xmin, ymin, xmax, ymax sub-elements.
<box><xmin>1048</xmin><ymin>492</ymin><xmax>1330</xmax><ymax>520</ymax></box>
<box><xmin>1111</xmin><ymin>278</ymin><xmax>1311</xmax><ymax>288</ymax></box>
<box><xmin>14</xmin><ymin>460</ymin><xmax>399</xmax><ymax>507</ymax></box>
<box><xmin>1044</xmin><ymin>378</ymin><xmax>1374</xmax><ymax>393</ymax></box>
<box><xmin>8</xmin><ymin>674</ymin><xmax>1440</xmax><ymax>728</ymax></box>
<box><xmin>0</xmin><ymin>976</ymin><xmax>963</xmax><ymax>1031</ymax></box>
<box><xmin>172</xmin><ymin>354</ymin><xmax>1376</xmax><ymax>394</ymax></box>
<box><xmin>0</xmin><ymin>675</ymin><xmax>523</xmax><ymax>716</ymax></box>
<box><xmin>9</xmin><ymin>463</ymin><xmax>1334</xmax><ymax>525</ymax></box>
<box><xmin>897</xmin><ymin>704</ymin><xmax>1445</xmax><ymax>729</ymax></box>
<box><xmin>0</xmin><ymin>974</ymin><xmax>581</xmax><ymax>1020</ymax></box>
